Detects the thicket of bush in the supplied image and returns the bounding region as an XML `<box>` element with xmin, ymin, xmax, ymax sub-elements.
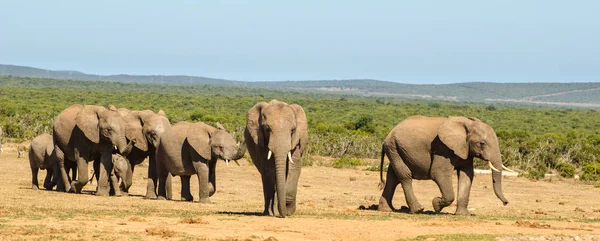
<box><xmin>1</xmin><ymin>76</ymin><xmax>600</xmax><ymax>181</ymax></box>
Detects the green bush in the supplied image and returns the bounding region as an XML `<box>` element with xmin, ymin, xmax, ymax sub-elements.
<box><xmin>581</xmin><ymin>163</ymin><xmax>600</xmax><ymax>181</ymax></box>
<box><xmin>555</xmin><ymin>162</ymin><xmax>575</xmax><ymax>178</ymax></box>
<box><xmin>332</xmin><ymin>156</ymin><xmax>366</xmax><ymax>168</ymax></box>
<box><xmin>525</xmin><ymin>168</ymin><xmax>545</xmax><ymax>180</ymax></box>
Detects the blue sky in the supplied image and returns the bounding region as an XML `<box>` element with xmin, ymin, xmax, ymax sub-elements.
<box><xmin>0</xmin><ymin>1</ymin><xmax>598</xmax><ymax>83</ymax></box>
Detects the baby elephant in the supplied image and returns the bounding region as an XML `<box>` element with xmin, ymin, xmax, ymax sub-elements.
<box><xmin>18</xmin><ymin>145</ymin><xmax>27</xmax><ymax>158</ymax></box>
<box><xmin>155</xmin><ymin>122</ymin><xmax>246</xmax><ymax>203</ymax></box>
<box><xmin>29</xmin><ymin>134</ymin><xmax>56</xmax><ymax>190</ymax></box>
<box><xmin>89</xmin><ymin>154</ymin><xmax>132</xmax><ymax>196</ymax></box>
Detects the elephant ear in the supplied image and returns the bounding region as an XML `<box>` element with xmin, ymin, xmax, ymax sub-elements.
<box><xmin>124</xmin><ymin>111</ymin><xmax>148</xmax><ymax>152</ymax></box>
<box><xmin>246</xmin><ymin>102</ymin><xmax>268</xmax><ymax>145</ymax></box>
<box><xmin>290</xmin><ymin>104</ymin><xmax>308</xmax><ymax>150</ymax></box>
<box><xmin>438</xmin><ymin>116</ymin><xmax>471</xmax><ymax>160</ymax></box>
<box><xmin>75</xmin><ymin>105</ymin><xmax>102</xmax><ymax>144</ymax></box>
<box><xmin>187</xmin><ymin>122</ymin><xmax>213</xmax><ymax>161</ymax></box>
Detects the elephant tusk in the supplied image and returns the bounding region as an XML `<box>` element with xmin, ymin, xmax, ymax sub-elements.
<box><xmin>226</xmin><ymin>159</ymin><xmax>230</xmax><ymax>166</ymax></box>
<box><xmin>502</xmin><ymin>164</ymin><xmax>517</xmax><ymax>173</ymax></box>
<box><xmin>267</xmin><ymin>150</ymin><xmax>272</xmax><ymax>160</ymax></box>
<box><xmin>489</xmin><ymin>162</ymin><xmax>501</xmax><ymax>172</ymax></box>
<box><xmin>288</xmin><ymin>152</ymin><xmax>294</xmax><ymax>164</ymax></box>
<box><xmin>234</xmin><ymin>160</ymin><xmax>240</xmax><ymax>166</ymax></box>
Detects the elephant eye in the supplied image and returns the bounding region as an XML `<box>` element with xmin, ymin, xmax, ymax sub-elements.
<box><xmin>479</xmin><ymin>141</ymin><xmax>486</xmax><ymax>146</ymax></box>
<box><xmin>291</xmin><ymin>127</ymin><xmax>296</xmax><ymax>134</ymax></box>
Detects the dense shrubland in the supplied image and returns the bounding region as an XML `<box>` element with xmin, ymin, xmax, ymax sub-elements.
<box><xmin>1</xmin><ymin>76</ymin><xmax>600</xmax><ymax>181</ymax></box>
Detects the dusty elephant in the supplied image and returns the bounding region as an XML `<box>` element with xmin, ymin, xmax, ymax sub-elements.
<box><xmin>378</xmin><ymin>115</ymin><xmax>513</xmax><ymax>215</ymax></box>
<box><xmin>114</xmin><ymin>108</ymin><xmax>171</xmax><ymax>197</ymax></box>
<box><xmin>89</xmin><ymin>154</ymin><xmax>132</xmax><ymax>196</ymax></box>
<box><xmin>155</xmin><ymin>121</ymin><xmax>246</xmax><ymax>203</ymax></box>
<box><xmin>52</xmin><ymin>104</ymin><xmax>134</xmax><ymax>196</ymax></box>
<box><xmin>245</xmin><ymin>100</ymin><xmax>308</xmax><ymax>218</ymax></box>
<box><xmin>29</xmin><ymin>134</ymin><xmax>57</xmax><ymax>190</ymax></box>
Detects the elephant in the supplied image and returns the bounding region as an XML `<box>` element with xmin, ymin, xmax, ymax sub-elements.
<box><xmin>52</xmin><ymin>104</ymin><xmax>134</xmax><ymax>196</ymax></box>
<box><xmin>112</xmin><ymin>107</ymin><xmax>171</xmax><ymax>197</ymax></box>
<box><xmin>18</xmin><ymin>145</ymin><xmax>26</xmax><ymax>158</ymax></box>
<box><xmin>29</xmin><ymin>134</ymin><xmax>57</xmax><ymax>190</ymax></box>
<box><xmin>377</xmin><ymin>115</ymin><xmax>512</xmax><ymax>215</ymax></box>
<box><xmin>245</xmin><ymin>100</ymin><xmax>308</xmax><ymax>218</ymax></box>
<box><xmin>155</xmin><ymin>121</ymin><xmax>246</xmax><ymax>203</ymax></box>
<box><xmin>89</xmin><ymin>154</ymin><xmax>132</xmax><ymax>196</ymax></box>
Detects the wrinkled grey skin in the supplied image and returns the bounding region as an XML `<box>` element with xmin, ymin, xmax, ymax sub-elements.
<box><xmin>114</xmin><ymin>108</ymin><xmax>171</xmax><ymax>198</ymax></box>
<box><xmin>29</xmin><ymin>134</ymin><xmax>56</xmax><ymax>190</ymax></box>
<box><xmin>52</xmin><ymin>104</ymin><xmax>134</xmax><ymax>196</ymax></box>
<box><xmin>155</xmin><ymin>122</ymin><xmax>246</xmax><ymax>203</ymax></box>
<box><xmin>378</xmin><ymin>116</ymin><xmax>509</xmax><ymax>215</ymax></box>
<box><xmin>89</xmin><ymin>154</ymin><xmax>132</xmax><ymax>196</ymax></box>
<box><xmin>245</xmin><ymin>100</ymin><xmax>309</xmax><ymax>218</ymax></box>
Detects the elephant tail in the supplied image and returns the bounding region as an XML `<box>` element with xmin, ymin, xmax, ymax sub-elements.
<box><xmin>378</xmin><ymin>143</ymin><xmax>386</xmax><ymax>190</ymax></box>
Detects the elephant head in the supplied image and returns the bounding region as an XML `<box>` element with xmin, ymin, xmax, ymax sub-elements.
<box><xmin>188</xmin><ymin>122</ymin><xmax>246</xmax><ymax>164</ymax></box>
<box><xmin>122</xmin><ymin>109</ymin><xmax>171</xmax><ymax>153</ymax></box>
<box><xmin>247</xmin><ymin>100</ymin><xmax>308</xmax><ymax>217</ymax></box>
<box><xmin>75</xmin><ymin>105</ymin><xmax>129</xmax><ymax>155</ymax></box>
<box><xmin>438</xmin><ymin>116</ymin><xmax>509</xmax><ymax>205</ymax></box>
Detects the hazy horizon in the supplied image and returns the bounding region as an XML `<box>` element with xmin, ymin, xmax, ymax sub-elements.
<box><xmin>1</xmin><ymin>1</ymin><xmax>599</xmax><ymax>84</ymax></box>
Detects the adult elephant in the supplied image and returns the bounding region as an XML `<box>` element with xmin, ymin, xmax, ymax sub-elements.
<box><xmin>245</xmin><ymin>100</ymin><xmax>308</xmax><ymax>218</ymax></box>
<box><xmin>155</xmin><ymin>121</ymin><xmax>246</xmax><ymax>203</ymax></box>
<box><xmin>29</xmin><ymin>134</ymin><xmax>56</xmax><ymax>190</ymax></box>
<box><xmin>378</xmin><ymin>115</ymin><xmax>513</xmax><ymax>215</ymax></box>
<box><xmin>53</xmin><ymin>104</ymin><xmax>134</xmax><ymax>196</ymax></box>
<box><xmin>114</xmin><ymin>108</ymin><xmax>171</xmax><ymax>197</ymax></box>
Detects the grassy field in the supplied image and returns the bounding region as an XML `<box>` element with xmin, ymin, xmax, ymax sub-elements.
<box><xmin>1</xmin><ymin>145</ymin><xmax>600</xmax><ymax>240</ymax></box>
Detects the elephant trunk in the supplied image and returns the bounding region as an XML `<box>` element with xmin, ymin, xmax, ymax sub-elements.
<box><xmin>118</xmin><ymin>137</ymin><xmax>133</xmax><ymax>156</ymax></box>
<box><xmin>231</xmin><ymin>141</ymin><xmax>247</xmax><ymax>160</ymax></box>
<box><xmin>274</xmin><ymin>152</ymin><xmax>288</xmax><ymax>218</ymax></box>
<box><xmin>490</xmin><ymin>157</ymin><xmax>509</xmax><ymax>205</ymax></box>
<box><xmin>122</xmin><ymin>161</ymin><xmax>133</xmax><ymax>193</ymax></box>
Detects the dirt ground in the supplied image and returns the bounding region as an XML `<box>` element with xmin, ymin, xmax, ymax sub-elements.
<box><xmin>1</xmin><ymin>143</ymin><xmax>600</xmax><ymax>241</ymax></box>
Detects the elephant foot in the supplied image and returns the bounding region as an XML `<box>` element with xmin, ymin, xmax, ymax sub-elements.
<box><xmin>32</xmin><ymin>185</ymin><xmax>39</xmax><ymax>190</ymax></box>
<box><xmin>157</xmin><ymin>196</ymin><xmax>168</xmax><ymax>200</ymax></box>
<box><xmin>432</xmin><ymin>197</ymin><xmax>452</xmax><ymax>213</ymax></box>
<box><xmin>96</xmin><ymin>188</ymin><xmax>110</xmax><ymax>197</ymax></box>
<box><xmin>286</xmin><ymin>201</ymin><xmax>296</xmax><ymax>216</ymax></box>
<box><xmin>454</xmin><ymin>208</ymin><xmax>471</xmax><ymax>216</ymax></box>
<box><xmin>43</xmin><ymin>183</ymin><xmax>55</xmax><ymax>191</ymax></box>
<box><xmin>181</xmin><ymin>195</ymin><xmax>193</xmax><ymax>202</ymax></box>
<box><xmin>377</xmin><ymin>196</ymin><xmax>394</xmax><ymax>212</ymax></box>
<box><xmin>144</xmin><ymin>192</ymin><xmax>158</xmax><ymax>199</ymax></box>
<box><xmin>408</xmin><ymin>205</ymin><xmax>424</xmax><ymax>214</ymax></box>
<box><xmin>199</xmin><ymin>197</ymin><xmax>211</xmax><ymax>204</ymax></box>
<box><xmin>69</xmin><ymin>181</ymin><xmax>82</xmax><ymax>193</ymax></box>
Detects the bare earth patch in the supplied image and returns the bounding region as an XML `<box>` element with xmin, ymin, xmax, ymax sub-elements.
<box><xmin>1</xmin><ymin>148</ymin><xmax>600</xmax><ymax>240</ymax></box>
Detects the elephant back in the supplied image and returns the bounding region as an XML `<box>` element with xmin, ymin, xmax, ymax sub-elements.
<box><xmin>53</xmin><ymin>104</ymin><xmax>84</xmax><ymax>148</ymax></box>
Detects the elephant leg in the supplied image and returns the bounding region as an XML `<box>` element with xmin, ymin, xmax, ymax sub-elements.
<box><xmin>191</xmin><ymin>157</ymin><xmax>211</xmax><ymax>203</ymax></box>
<box><xmin>120</xmin><ymin>164</ymin><xmax>134</xmax><ymax>194</ymax></box>
<box><xmin>54</xmin><ymin>147</ymin><xmax>71</xmax><ymax>192</ymax></box>
<box><xmin>388</xmin><ymin>150</ymin><xmax>422</xmax><ymax>213</ymax></box>
<box><xmin>260</xmin><ymin>168</ymin><xmax>276</xmax><ymax>216</ymax></box>
<box><xmin>431</xmin><ymin>171</ymin><xmax>455</xmax><ymax>213</ymax></box>
<box><xmin>109</xmin><ymin>170</ymin><xmax>122</xmax><ymax>197</ymax></box>
<box><xmin>378</xmin><ymin>167</ymin><xmax>399</xmax><ymax>212</ymax></box>
<box><xmin>43</xmin><ymin>168</ymin><xmax>55</xmax><ymax>190</ymax></box>
<box><xmin>455</xmin><ymin>167</ymin><xmax>474</xmax><ymax>215</ymax></box>
<box><xmin>95</xmin><ymin>151</ymin><xmax>113</xmax><ymax>196</ymax></box>
<box><xmin>180</xmin><ymin>175</ymin><xmax>193</xmax><ymax>201</ymax></box>
<box><xmin>208</xmin><ymin>160</ymin><xmax>216</xmax><ymax>197</ymax></box>
<box><xmin>156</xmin><ymin>159</ymin><xmax>171</xmax><ymax>200</ymax></box>
<box><xmin>31</xmin><ymin>167</ymin><xmax>40</xmax><ymax>190</ymax></box>
<box><xmin>71</xmin><ymin>154</ymin><xmax>89</xmax><ymax>194</ymax></box>
<box><xmin>285</xmin><ymin>151</ymin><xmax>302</xmax><ymax>216</ymax></box>
<box><xmin>145</xmin><ymin>154</ymin><xmax>159</xmax><ymax>199</ymax></box>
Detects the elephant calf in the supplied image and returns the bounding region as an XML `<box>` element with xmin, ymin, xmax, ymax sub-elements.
<box><xmin>89</xmin><ymin>154</ymin><xmax>132</xmax><ymax>196</ymax></box>
<box><xmin>155</xmin><ymin>122</ymin><xmax>246</xmax><ymax>203</ymax></box>
<box><xmin>378</xmin><ymin>116</ymin><xmax>512</xmax><ymax>215</ymax></box>
<box><xmin>29</xmin><ymin>134</ymin><xmax>56</xmax><ymax>190</ymax></box>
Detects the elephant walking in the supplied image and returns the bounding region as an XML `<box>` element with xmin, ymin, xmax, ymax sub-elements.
<box><xmin>89</xmin><ymin>154</ymin><xmax>132</xmax><ymax>196</ymax></box>
<box><xmin>155</xmin><ymin>122</ymin><xmax>246</xmax><ymax>203</ymax></box>
<box><xmin>378</xmin><ymin>116</ymin><xmax>511</xmax><ymax>215</ymax></box>
<box><xmin>113</xmin><ymin>108</ymin><xmax>171</xmax><ymax>197</ymax></box>
<box><xmin>245</xmin><ymin>100</ymin><xmax>308</xmax><ymax>218</ymax></box>
<box><xmin>53</xmin><ymin>104</ymin><xmax>134</xmax><ymax>196</ymax></box>
<box><xmin>29</xmin><ymin>134</ymin><xmax>56</xmax><ymax>190</ymax></box>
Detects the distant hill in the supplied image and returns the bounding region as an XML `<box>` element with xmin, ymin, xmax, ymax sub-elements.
<box><xmin>1</xmin><ymin>64</ymin><xmax>599</xmax><ymax>107</ymax></box>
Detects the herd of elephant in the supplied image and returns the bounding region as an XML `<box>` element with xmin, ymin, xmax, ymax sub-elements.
<box><xmin>18</xmin><ymin>99</ymin><xmax>513</xmax><ymax>218</ymax></box>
